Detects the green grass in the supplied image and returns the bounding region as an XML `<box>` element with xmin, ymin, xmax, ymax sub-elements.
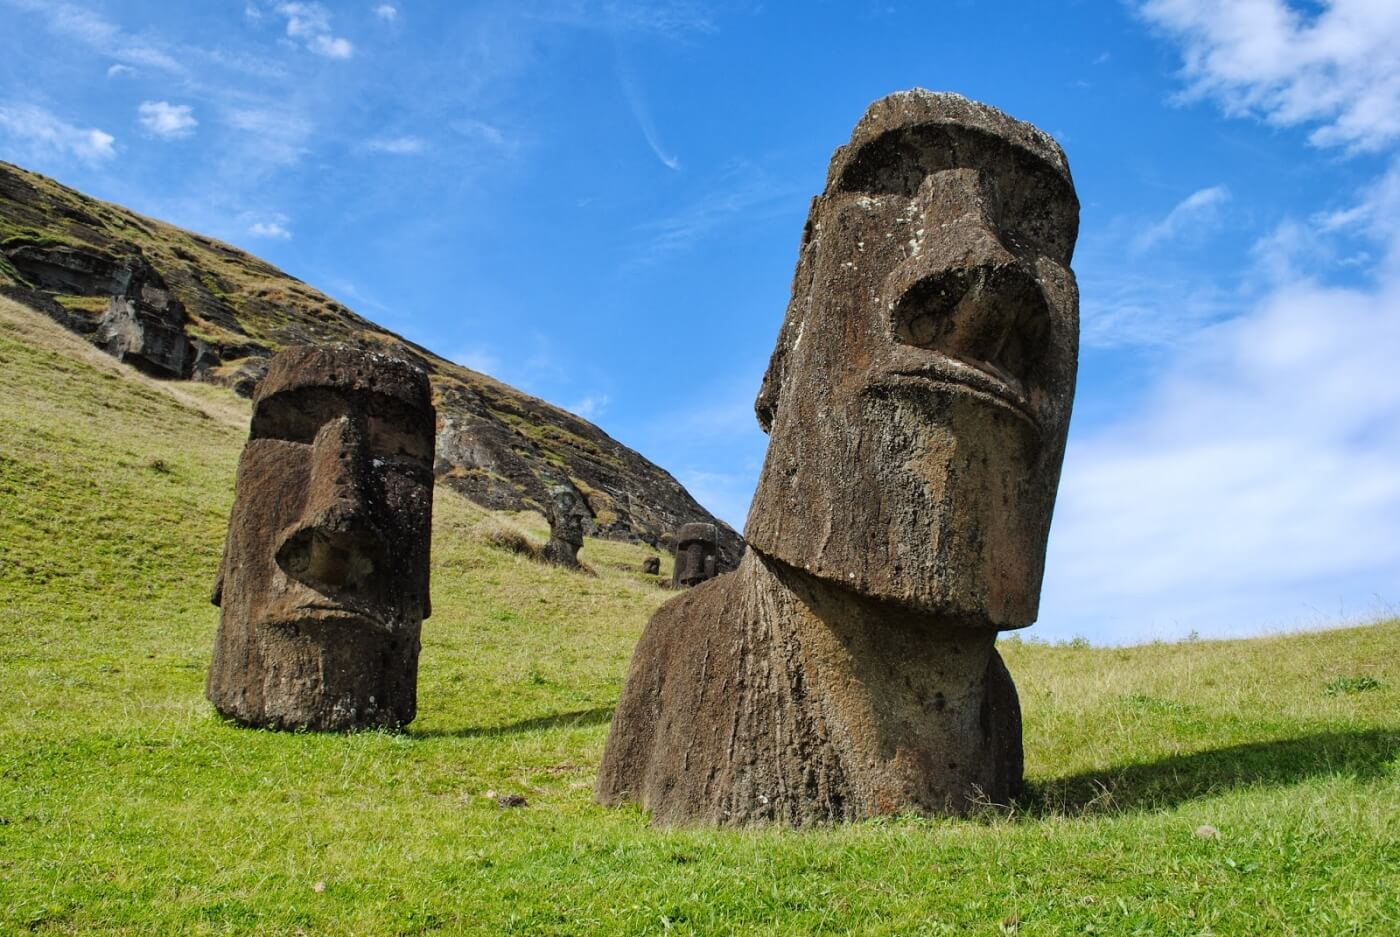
<box><xmin>1</xmin><ymin>296</ymin><xmax>1397</xmax><ymax>935</ymax></box>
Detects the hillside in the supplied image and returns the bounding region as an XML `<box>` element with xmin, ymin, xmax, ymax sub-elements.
<box><xmin>0</xmin><ymin>161</ymin><xmax>742</xmax><ymax>565</ymax></box>
<box><xmin>1</xmin><ymin>295</ymin><xmax>1397</xmax><ymax>934</ymax></box>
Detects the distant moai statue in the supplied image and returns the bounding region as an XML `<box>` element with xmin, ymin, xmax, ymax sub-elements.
<box><xmin>541</xmin><ymin>484</ymin><xmax>586</xmax><ymax>568</ymax></box>
<box><xmin>642</xmin><ymin>556</ymin><xmax>661</xmax><ymax>575</ymax></box>
<box><xmin>671</xmin><ymin>522</ymin><xmax>719</xmax><ymax>588</ymax></box>
<box><xmin>598</xmin><ymin>91</ymin><xmax>1080</xmax><ymax>824</ymax></box>
<box><xmin>207</xmin><ymin>345</ymin><xmax>436</xmax><ymax>731</ymax></box>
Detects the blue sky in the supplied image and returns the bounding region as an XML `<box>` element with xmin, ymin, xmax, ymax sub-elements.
<box><xmin>3</xmin><ymin>0</ymin><xmax>1399</xmax><ymax>643</ymax></box>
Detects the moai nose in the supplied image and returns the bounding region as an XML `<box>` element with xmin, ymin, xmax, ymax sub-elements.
<box><xmin>275</xmin><ymin>415</ymin><xmax>386</xmax><ymax>594</ymax></box>
<box><xmin>884</xmin><ymin>169</ymin><xmax>1050</xmax><ymax>390</ymax></box>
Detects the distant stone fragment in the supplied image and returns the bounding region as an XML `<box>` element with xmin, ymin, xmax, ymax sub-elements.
<box><xmin>206</xmin><ymin>345</ymin><xmax>436</xmax><ymax>731</ymax></box>
<box><xmin>598</xmin><ymin>90</ymin><xmax>1080</xmax><ymax>824</ymax></box>
<box><xmin>642</xmin><ymin>556</ymin><xmax>661</xmax><ymax>575</ymax></box>
<box><xmin>671</xmin><ymin>522</ymin><xmax>719</xmax><ymax>588</ymax></box>
<box><xmin>541</xmin><ymin>485</ymin><xmax>587</xmax><ymax>568</ymax></box>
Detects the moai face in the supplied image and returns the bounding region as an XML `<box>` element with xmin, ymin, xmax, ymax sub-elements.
<box><xmin>547</xmin><ymin>485</ymin><xmax>585</xmax><ymax>549</ymax></box>
<box><xmin>746</xmin><ymin>91</ymin><xmax>1080</xmax><ymax>628</ymax></box>
<box><xmin>210</xmin><ymin>345</ymin><xmax>435</xmax><ymax>728</ymax></box>
<box><xmin>672</xmin><ymin>522</ymin><xmax>719</xmax><ymax>588</ymax></box>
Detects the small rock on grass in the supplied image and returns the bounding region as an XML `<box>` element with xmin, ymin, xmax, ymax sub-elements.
<box><xmin>1194</xmin><ymin>824</ymin><xmax>1220</xmax><ymax>840</ymax></box>
<box><xmin>496</xmin><ymin>793</ymin><xmax>528</xmax><ymax>808</ymax></box>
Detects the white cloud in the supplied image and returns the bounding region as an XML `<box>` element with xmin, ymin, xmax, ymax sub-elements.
<box><xmin>1132</xmin><ymin>184</ymin><xmax>1230</xmax><ymax>253</ymax></box>
<box><xmin>274</xmin><ymin>2</ymin><xmax>354</xmax><ymax>59</ymax></box>
<box><xmin>0</xmin><ymin>104</ymin><xmax>116</xmax><ymax>162</ymax></box>
<box><xmin>566</xmin><ymin>394</ymin><xmax>610</xmax><ymax>419</ymax></box>
<box><xmin>1042</xmin><ymin>259</ymin><xmax>1400</xmax><ymax>640</ymax></box>
<box><xmin>246</xmin><ymin>215</ymin><xmax>292</xmax><ymax>239</ymax></box>
<box><xmin>373</xmin><ymin>4</ymin><xmax>398</xmax><ymax>21</ymax></box>
<box><xmin>107</xmin><ymin>63</ymin><xmax>134</xmax><ymax>78</ymax></box>
<box><xmin>4</xmin><ymin>0</ymin><xmax>184</xmax><ymax>73</ymax></box>
<box><xmin>138</xmin><ymin>101</ymin><xmax>198</xmax><ymax>139</ymax></box>
<box><xmin>1139</xmin><ymin>0</ymin><xmax>1400</xmax><ymax>151</ymax></box>
<box><xmin>454</xmin><ymin>118</ymin><xmax>507</xmax><ymax>148</ymax></box>
<box><xmin>365</xmin><ymin>135</ymin><xmax>425</xmax><ymax>155</ymax></box>
<box><xmin>1039</xmin><ymin>3</ymin><xmax>1400</xmax><ymax>640</ymax></box>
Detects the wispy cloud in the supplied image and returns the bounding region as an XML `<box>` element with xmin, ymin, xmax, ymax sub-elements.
<box><xmin>566</xmin><ymin>394</ymin><xmax>611</xmax><ymax>419</ymax></box>
<box><xmin>630</xmin><ymin>162</ymin><xmax>797</xmax><ymax>266</ymax></box>
<box><xmin>373</xmin><ymin>4</ymin><xmax>398</xmax><ymax>21</ymax></box>
<box><xmin>138</xmin><ymin>101</ymin><xmax>198</xmax><ymax>140</ymax></box>
<box><xmin>2</xmin><ymin>0</ymin><xmax>185</xmax><ymax>73</ymax></box>
<box><xmin>365</xmin><ymin>135</ymin><xmax>425</xmax><ymax>155</ymax></box>
<box><xmin>106</xmin><ymin>63</ymin><xmax>134</xmax><ymax>78</ymax></box>
<box><xmin>1139</xmin><ymin>0</ymin><xmax>1400</xmax><ymax>152</ymax></box>
<box><xmin>614</xmin><ymin>46</ymin><xmax>679</xmax><ymax>170</ymax></box>
<box><xmin>1132</xmin><ymin>184</ymin><xmax>1230</xmax><ymax>253</ymax></box>
<box><xmin>245</xmin><ymin>212</ymin><xmax>292</xmax><ymax>239</ymax></box>
<box><xmin>274</xmin><ymin>2</ymin><xmax>354</xmax><ymax>59</ymax></box>
<box><xmin>225</xmin><ymin>107</ymin><xmax>313</xmax><ymax>165</ymax></box>
<box><xmin>0</xmin><ymin>104</ymin><xmax>116</xmax><ymax>162</ymax></box>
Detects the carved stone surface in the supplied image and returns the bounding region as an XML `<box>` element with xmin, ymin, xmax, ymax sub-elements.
<box><xmin>671</xmin><ymin>522</ymin><xmax>719</xmax><ymax>588</ymax></box>
<box><xmin>598</xmin><ymin>90</ymin><xmax>1078</xmax><ymax>824</ymax></box>
<box><xmin>541</xmin><ymin>484</ymin><xmax>586</xmax><ymax>568</ymax></box>
<box><xmin>207</xmin><ymin>345</ymin><xmax>436</xmax><ymax>731</ymax></box>
<box><xmin>642</xmin><ymin>556</ymin><xmax>661</xmax><ymax>575</ymax></box>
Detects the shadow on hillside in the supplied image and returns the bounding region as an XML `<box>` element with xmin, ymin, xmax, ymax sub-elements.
<box><xmin>1024</xmin><ymin>728</ymin><xmax>1398</xmax><ymax>816</ymax></box>
<box><xmin>413</xmin><ymin>705</ymin><xmax>615</xmax><ymax>739</ymax></box>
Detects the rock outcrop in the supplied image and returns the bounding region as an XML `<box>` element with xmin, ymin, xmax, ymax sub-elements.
<box><xmin>0</xmin><ymin>160</ymin><xmax>740</xmax><ymax>561</ymax></box>
<box><xmin>597</xmin><ymin>90</ymin><xmax>1080</xmax><ymax>825</ymax></box>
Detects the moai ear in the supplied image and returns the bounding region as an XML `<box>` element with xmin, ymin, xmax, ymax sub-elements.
<box><xmin>755</xmin><ymin>197</ymin><xmax>822</xmax><ymax>433</ymax></box>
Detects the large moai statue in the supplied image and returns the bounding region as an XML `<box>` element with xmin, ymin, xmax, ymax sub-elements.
<box><xmin>671</xmin><ymin>522</ymin><xmax>719</xmax><ymax>588</ymax></box>
<box><xmin>541</xmin><ymin>484</ymin><xmax>586</xmax><ymax>568</ymax></box>
<box><xmin>597</xmin><ymin>91</ymin><xmax>1079</xmax><ymax>825</ymax></box>
<box><xmin>207</xmin><ymin>345</ymin><xmax>437</xmax><ymax>731</ymax></box>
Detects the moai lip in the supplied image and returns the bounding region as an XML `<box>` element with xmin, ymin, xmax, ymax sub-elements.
<box><xmin>206</xmin><ymin>345</ymin><xmax>436</xmax><ymax>731</ymax></box>
<box><xmin>598</xmin><ymin>90</ymin><xmax>1078</xmax><ymax>825</ymax></box>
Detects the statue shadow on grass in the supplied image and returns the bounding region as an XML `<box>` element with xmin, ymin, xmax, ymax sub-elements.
<box><xmin>1021</xmin><ymin>728</ymin><xmax>1398</xmax><ymax>817</ymax></box>
<box><xmin>411</xmin><ymin>705</ymin><xmax>615</xmax><ymax>739</ymax></box>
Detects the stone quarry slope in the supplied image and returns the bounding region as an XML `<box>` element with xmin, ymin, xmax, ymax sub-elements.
<box><xmin>0</xmin><ymin>161</ymin><xmax>741</xmax><ymax>562</ymax></box>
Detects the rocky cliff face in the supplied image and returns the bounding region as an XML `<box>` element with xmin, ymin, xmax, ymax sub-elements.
<box><xmin>0</xmin><ymin>161</ymin><xmax>742</xmax><ymax>564</ymax></box>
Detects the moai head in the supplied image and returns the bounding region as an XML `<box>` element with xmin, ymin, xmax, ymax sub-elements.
<box><xmin>547</xmin><ymin>485</ymin><xmax>585</xmax><ymax>549</ymax></box>
<box><xmin>209</xmin><ymin>345</ymin><xmax>436</xmax><ymax>729</ymax></box>
<box><xmin>746</xmin><ymin>91</ymin><xmax>1080</xmax><ymax>628</ymax></box>
<box><xmin>642</xmin><ymin>556</ymin><xmax>661</xmax><ymax>575</ymax></box>
<box><xmin>671</xmin><ymin>522</ymin><xmax>719</xmax><ymax>588</ymax></box>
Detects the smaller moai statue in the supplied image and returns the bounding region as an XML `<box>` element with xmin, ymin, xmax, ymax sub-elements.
<box><xmin>642</xmin><ymin>556</ymin><xmax>661</xmax><ymax>575</ymax></box>
<box><xmin>671</xmin><ymin>522</ymin><xmax>719</xmax><ymax>588</ymax></box>
<box><xmin>541</xmin><ymin>484</ymin><xmax>586</xmax><ymax>568</ymax></box>
<box><xmin>207</xmin><ymin>345</ymin><xmax>436</xmax><ymax>731</ymax></box>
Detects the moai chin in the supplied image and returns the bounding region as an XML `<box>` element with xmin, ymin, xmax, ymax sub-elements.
<box><xmin>206</xmin><ymin>345</ymin><xmax>436</xmax><ymax>731</ymax></box>
<box><xmin>671</xmin><ymin>522</ymin><xmax>719</xmax><ymax>588</ymax></box>
<box><xmin>597</xmin><ymin>90</ymin><xmax>1079</xmax><ymax>825</ymax></box>
<box><xmin>541</xmin><ymin>484</ymin><xmax>586</xmax><ymax>568</ymax></box>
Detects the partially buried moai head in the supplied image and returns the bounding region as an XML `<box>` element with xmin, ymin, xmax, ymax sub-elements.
<box><xmin>746</xmin><ymin>90</ymin><xmax>1080</xmax><ymax>628</ymax></box>
<box><xmin>671</xmin><ymin>522</ymin><xmax>719</xmax><ymax>588</ymax></box>
<box><xmin>207</xmin><ymin>345</ymin><xmax>436</xmax><ymax>731</ymax></box>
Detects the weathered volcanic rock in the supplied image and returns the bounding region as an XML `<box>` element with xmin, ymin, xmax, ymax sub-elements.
<box><xmin>95</xmin><ymin>261</ymin><xmax>198</xmax><ymax>379</ymax></box>
<box><xmin>207</xmin><ymin>345</ymin><xmax>436</xmax><ymax>731</ymax></box>
<box><xmin>598</xmin><ymin>90</ymin><xmax>1080</xmax><ymax>824</ymax></box>
<box><xmin>0</xmin><ymin>160</ymin><xmax>741</xmax><ymax>561</ymax></box>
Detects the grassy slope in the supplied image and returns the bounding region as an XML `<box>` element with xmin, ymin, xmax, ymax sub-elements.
<box><xmin>1</xmin><ymin>296</ymin><xmax>1397</xmax><ymax>935</ymax></box>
